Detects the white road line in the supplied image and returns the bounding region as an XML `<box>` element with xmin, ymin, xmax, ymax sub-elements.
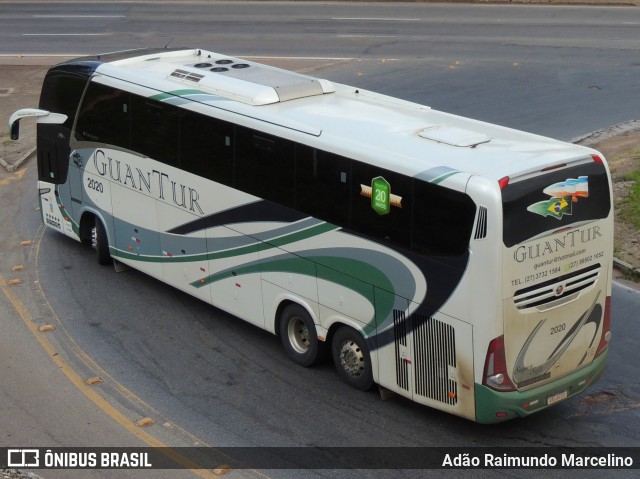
<box><xmin>32</xmin><ymin>15</ymin><xmax>125</xmax><ymax>19</ymax></box>
<box><xmin>23</xmin><ymin>33</ymin><xmax>111</xmax><ymax>36</ymax></box>
<box><xmin>337</xmin><ymin>34</ymin><xmax>397</xmax><ymax>39</ymax></box>
<box><xmin>333</xmin><ymin>17</ymin><xmax>421</xmax><ymax>22</ymax></box>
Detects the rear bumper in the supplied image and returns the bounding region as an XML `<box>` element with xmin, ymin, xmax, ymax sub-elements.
<box><xmin>474</xmin><ymin>349</ymin><xmax>608</xmax><ymax>424</ymax></box>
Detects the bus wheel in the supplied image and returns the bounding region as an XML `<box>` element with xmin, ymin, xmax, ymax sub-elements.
<box><xmin>279</xmin><ymin>304</ymin><xmax>322</xmax><ymax>367</ymax></box>
<box><xmin>332</xmin><ymin>327</ymin><xmax>373</xmax><ymax>391</ymax></box>
<box><xmin>92</xmin><ymin>219</ymin><xmax>112</xmax><ymax>265</ymax></box>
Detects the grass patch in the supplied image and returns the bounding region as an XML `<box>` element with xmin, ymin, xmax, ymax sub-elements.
<box><xmin>618</xmin><ymin>170</ymin><xmax>640</xmax><ymax>230</ymax></box>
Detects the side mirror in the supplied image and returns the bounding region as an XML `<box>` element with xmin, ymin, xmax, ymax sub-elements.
<box><xmin>10</xmin><ymin>118</ymin><xmax>20</xmax><ymax>140</ymax></box>
<box><xmin>8</xmin><ymin>109</ymin><xmax>67</xmax><ymax>141</ymax></box>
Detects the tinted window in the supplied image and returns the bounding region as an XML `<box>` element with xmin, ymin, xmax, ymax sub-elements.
<box><xmin>75</xmin><ymin>82</ymin><xmax>130</xmax><ymax>148</ymax></box>
<box><xmin>180</xmin><ymin>111</ymin><xmax>234</xmax><ymax>184</ymax></box>
<box><xmin>413</xmin><ymin>181</ymin><xmax>476</xmax><ymax>256</ymax></box>
<box><xmin>295</xmin><ymin>146</ymin><xmax>350</xmax><ymax>226</ymax></box>
<box><xmin>502</xmin><ymin>161</ymin><xmax>611</xmax><ymax>247</ymax></box>
<box><xmin>235</xmin><ymin>127</ymin><xmax>295</xmax><ymax>206</ymax></box>
<box><xmin>131</xmin><ymin>95</ymin><xmax>179</xmax><ymax>166</ymax></box>
<box><xmin>350</xmin><ymin>161</ymin><xmax>412</xmax><ymax>250</ymax></box>
<box><xmin>38</xmin><ymin>72</ymin><xmax>88</xmax><ymax>184</ymax></box>
<box><xmin>39</xmin><ymin>73</ymin><xmax>87</xmax><ymax>128</ymax></box>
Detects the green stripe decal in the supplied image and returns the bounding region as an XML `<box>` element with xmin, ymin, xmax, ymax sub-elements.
<box><xmin>431</xmin><ymin>171</ymin><xmax>459</xmax><ymax>184</ymax></box>
<box><xmin>150</xmin><ymin>89</ymin><xmax>209</xmax><ymax>101</ymax></box>
<box><xmin>112</xmin><ymin>222</ymin><xmax>338</xmax><ymax>264</ymax></box>
<box><xmin>190</xmin><ymin>254</ymin><xmax>395</xmax><ymax>336</ymax></box>
<box><xmin>263</xmin><ymin>222</ymin><xmax>337</xmax><ymax>250</ymax></box>
<box><xmin>192</xmin><ymin>255</ymin><xmax>392</xmax><ymax>293</ymax></box>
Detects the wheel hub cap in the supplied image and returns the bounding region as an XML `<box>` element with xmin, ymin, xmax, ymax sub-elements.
<box><xmin>288</xmin><ymin>317</ymin><xmax>310</xmax><ymax>354</ymax></box>
<box><xmin>339</xmin><ymin>341</ymin><xmax>364</xmax><ymax>377</ymax></box>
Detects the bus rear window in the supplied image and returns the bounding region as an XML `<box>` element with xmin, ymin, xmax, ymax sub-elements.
<box><xmin>502</xmin><ymin>160</ymin><xmax>611</xmax><ymax>248</ymax></box>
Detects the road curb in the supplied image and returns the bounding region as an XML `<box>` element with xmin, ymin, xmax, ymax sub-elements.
<box><xmin>572</xmin><ymin>120</ymin><xmax>640</xmax><ymax>282</ymax></box>
<box><xmin>573</xmin><ymin>119</ymin><xmax>640</xmax><ymax>146</ymax></box>
<box><xmin>614</xmin><ymin>258</ymin><xmax>640</xmax><ymax>279</ymax></box>
<box><xmin>0</xmin><ymin>146</ymin><xmax>36</xmax><ymax>172</ymax></box>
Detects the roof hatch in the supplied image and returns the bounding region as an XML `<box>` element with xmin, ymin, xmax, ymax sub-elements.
<box><xmin>418</xmin><ymin>125</ymin><xmax>491</xmax><ymax>148</ymax></box>
<box><xmin>167</xmin><ymin>56</ymin><xmax>335</xmax><ymax>106</ymax></box>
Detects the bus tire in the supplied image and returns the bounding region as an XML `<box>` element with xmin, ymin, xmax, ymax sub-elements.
<box><xmin>331</xmin><ymin>326</ymin><xmax>373</xmax><ymax>391</ymax></box>
<box><xmin>92</xmin><ymin>218</ymin><xmax>112</xmax><ymax>266</ymax></box>
<box><xmin>279</xmin><ymin>304</ymin><xmax>323</xmax><ymax>367</ymax></box>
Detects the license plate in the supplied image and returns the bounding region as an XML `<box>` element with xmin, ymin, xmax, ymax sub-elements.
<box><xmin>547</xmin><ymin>390</ymin><xmax>568</xmax><ymax>405</ymax></box>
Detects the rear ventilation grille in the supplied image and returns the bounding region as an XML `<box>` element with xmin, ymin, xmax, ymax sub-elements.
<box><xmin>514</xmin><ymin>263</ymin><xmax>600</xmax><ymax>311</ymax></box>
<box><xmin>474</xmin><ymin>206</ymin><xmax>488</xmax><ymax>240</ymax></box>
<box><xmin>413</xmin><ymin>314</ymin><xmax>457</xmax><ymax>405</ymax></box>
<box><xmin>166</xmin><ymin>55</ymin><xmax>335</xmax><ymax>105</ymax></box>
<box><xmin>392</xmin><ymin>311</ymin><xmax>457</xmax><ymax>405</ymax></box>
<box><xmin>169</xmin><ymin>69</ymin><xmax>204</xmax><ymax>83</ymax></box>
<box><xmin>393</xmin><ymin>310</ymin><xmax>409</xmax><ymax>391</ymax></box>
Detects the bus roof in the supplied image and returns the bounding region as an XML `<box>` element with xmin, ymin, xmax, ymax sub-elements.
<box><xmin>75</xmin><ymin>48</ymin><xmax>597</xmax><ymax>182</ymax></box>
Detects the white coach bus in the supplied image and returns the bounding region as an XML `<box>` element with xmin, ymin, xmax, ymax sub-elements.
<box><xmin>10</xmin><ymin>48</ymin><xmax>613</xmax><ymax>423</ymax></box>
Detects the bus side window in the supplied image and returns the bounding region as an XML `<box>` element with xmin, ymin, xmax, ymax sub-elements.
<box><xmin>412</xmin><ymin>180</ymin><xmax>476</xmax><ymax>256</ymax></box>
<box><xmin>295</xmin><ymin>146</ymin><xmax>350</xmax><ymax>226</ymax></box>
<box><xmin>75</xmin><ymin>82</ymin><xmax>130</xmax><ymax>149</ymax></box>
<box><xmin>350</xmin><ymin>161</ymin><xmax>412</xmax><ymax>250</ymax></box>
<box><xmin>131</xmin><ymin>95</ymin><xmax>179</xmax><ymax>167</ymax></box>
<box><xmin>235</xmin><ymin>127</ymin><xmax>295</xmax><ymax>207</ymax></box>
<box><xmin>180</xmin><ymin>111</ymin><xmax>234</xmax><ymax>185</ymax></box>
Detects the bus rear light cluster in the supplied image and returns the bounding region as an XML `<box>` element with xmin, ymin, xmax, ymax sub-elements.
<box><xmin>483</xmin><ymin>335</ymin><xmax>516</xmax><ymax>392</ymax></box>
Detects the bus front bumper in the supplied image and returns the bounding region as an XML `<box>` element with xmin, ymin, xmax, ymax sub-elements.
<box><xmin>474</xmin><ymin>349</ymin><xmax>608</xmax><ymax>424</ymax></box>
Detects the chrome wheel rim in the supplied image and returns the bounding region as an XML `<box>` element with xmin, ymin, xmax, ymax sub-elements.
<box><xmin>339</xmin><ymin>340</ymin><xmax>365</xmax><ymax>377</ymax></box>
<box><xmin>91</xmin><ymin>226</ymin><xmax>98</xmax><ymax>250</ymax></box>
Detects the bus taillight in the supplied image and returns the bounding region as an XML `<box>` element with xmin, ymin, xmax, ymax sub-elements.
<box><xmin>595</xmin><ymin>296</ymin><xmax>612</xmax><ymax>358</ymax></box>
<box><xmin>483</xmin><ymin>335</ymin><xmax>516</xmax><ymax>392</ymax></box>
<box><xmin>591</xmin><ymin>154</ymin><xmax>604</xmax><ymax>164</ymax></box>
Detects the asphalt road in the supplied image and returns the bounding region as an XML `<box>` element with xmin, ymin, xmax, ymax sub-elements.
<box><xmin>2</xmin><ymin>2</ymin><xmax>640</xmax><ymax>139</ymax></box>
<box><xmin>1</xmin><ymin>2</ymin><xmax>640</xmax><ymax>479</ymax></box>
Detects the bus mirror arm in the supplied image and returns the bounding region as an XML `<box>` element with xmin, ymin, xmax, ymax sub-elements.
<box><xmin>9</xmin><ymin>109</ymin><xmax>68</xmax><ymax>140</ymax></box>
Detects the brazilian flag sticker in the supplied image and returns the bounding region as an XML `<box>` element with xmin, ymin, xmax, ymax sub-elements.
<box><xmin>527</xmin><ymin>176</ymin><xmax>589</xmax><ymax>220</ymax></box>
<box><xmin>527</xmin><ymin>197</ymin><xmax>572</xmax><ymax>219</ymax></box>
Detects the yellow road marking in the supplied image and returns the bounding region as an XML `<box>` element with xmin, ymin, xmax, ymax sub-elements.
<box><xmin>1</xmin><ymin>227</ymin><xmax>271</xmax><ymax>478</ymax></box>
<box><xmin>0</xmin><ymin>167</ymin><xmax>28</xmax><ymax>186</ymax></box>
<box><xmin>0</xmin><ymin>273</ymin><xmax>218</xmax><ymax>476</ymax></box>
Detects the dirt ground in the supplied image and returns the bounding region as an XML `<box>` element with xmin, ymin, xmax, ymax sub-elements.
<box><xmin>1</xmin><ymin>61</ymin><xmax>639</xmax><ymax>276</ymax></box>
<box><xmin>1</xmin><ymin>65</ymin><xmax>45</xmax><ymax>167</ymax></box>
<box><xmin>579</xmin><ymin>127</ymin><xmax>640</xmax><ymax>275</ymax></box>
